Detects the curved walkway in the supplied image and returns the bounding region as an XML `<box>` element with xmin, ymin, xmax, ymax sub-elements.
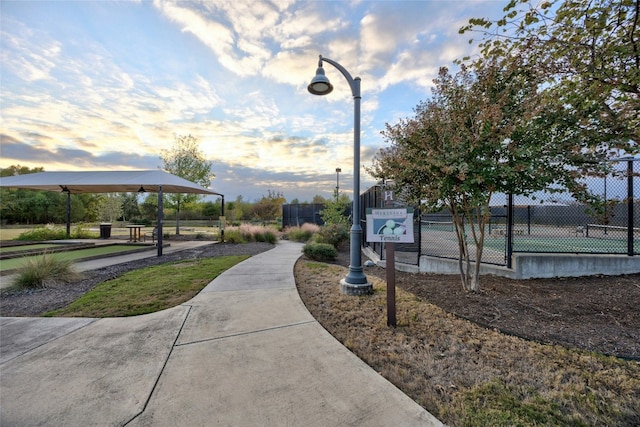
<box><xmin>0</xmin><ymin>241</ymin><xmax>442</xmax><ymax>426</ymax></box>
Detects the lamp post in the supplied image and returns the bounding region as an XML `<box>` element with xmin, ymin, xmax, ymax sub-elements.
<box><xmin>308</xmin><ymin>55</ymin><xmax>371</xmax><ymax>295</ymax></box>
<box><xmin>335</xmin><ymin>167</ymin><xmax>341</xmax><ymax>201</ymax></box>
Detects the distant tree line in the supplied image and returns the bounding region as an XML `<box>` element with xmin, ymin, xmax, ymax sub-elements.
<box><xmin>0</xmin><ymin>164</ymin><xmax>336</xmax><ymax>227</ymax></box>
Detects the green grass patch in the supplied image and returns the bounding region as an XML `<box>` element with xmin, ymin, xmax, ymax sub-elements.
<box><xmin>45</xmin><ymin>255</ymin><xmax>249</xmax><ymax>317</ymax></box>
<box><xmin>304</xmin><ymin>261</ymin><xmax>332</xmax><ymax>270</ymax></box>
<box><xmin>1</xmin><ymin>245</ymin><xmax>150</xmax><ymax>271</ymax></box>
<box><xmin>0</xmin><ymin>243</ymin><xmax>59</xmax><ymax>254</ymax></box>
<box><xmin>459</xmin><ymin>379</ymin><xmax>582</xmax><ymax>426</ymax></box>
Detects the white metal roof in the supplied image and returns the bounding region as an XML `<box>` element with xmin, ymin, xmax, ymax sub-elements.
<box><xmin>0</xmin><ymin>170</ymin><xmax>221</xmax><ymax>195</ymax></box>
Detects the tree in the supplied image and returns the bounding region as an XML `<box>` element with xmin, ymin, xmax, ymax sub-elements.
<box><xmin>121</xmin><ymin>193</ymin><xmax>140</xmax><ymax>222</ymax></box>
<box><xmin>160</xmin><ymin>134</ymin><xmax>214</xmax><ymax>234</ymax></box>
<box><xmin>460</xmin><ymin>0</ymin><xmax>638</xmax><ymax>154</ymax></box>
<box><xmin>0</xmin><ymin>164</ymin><xmax>44</xmax><ymax>177</ymax></box>
<box><xmin>97</xmin><ymin>193</ymin><xmax>124</xmax><ymax>223</ymax></box>
<box><xmin>201</xmin><ymin>200</ymin><xmax>222</xmax><ymax>224</ymax></box>
<box><xmin>251</xmin><ymin>190</ymin><xmax>286</xmax><ymax>224</ymax></box>
<box><xmin>140</xmin><ymin>194</ymin><xmax>159</xmax><ymax>222</ymax></box>
<box><xmin>312</xmin><ymin>194</ymin><xmax>327</xmax><ymax>204</ymax></box>
<box><xmin>370</xmin><ymin>59</ymin><xmax>581</xmax><ymax>292</ymax></box>
<box><xmin>320</xmin><ymin>192</ymin><xmax>351</xmax><ymax>225</ymax></box>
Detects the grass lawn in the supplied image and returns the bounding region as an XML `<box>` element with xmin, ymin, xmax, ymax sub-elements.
<box><xmin>295</xmin><ymin>260</ymin><xmax>640</xmax><ymax>426</ymax></box>
<box><xmin>45</xmin><ymin>255</ymin><xmax>248</xmax><ymax>317</ymax></box>
<box><xmin>0</xmin><ymin>245</ymin><xmax>152</xmax><ymax>272</ymax></box>
<box><xmin>0</xmin><ymin>243</ymin><xmax>60</xmax><ymax>254</ymax></box>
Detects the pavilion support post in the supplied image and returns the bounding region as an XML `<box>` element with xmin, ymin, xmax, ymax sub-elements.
<box><xmin>157</xmin><ymin>185</ymin><xmax>164</xmax><ymax>257</ymax></box>
<box><xmin>66</xmin><ymin>191</ymin><xmax>71</xmax><ymax>237</ymax></box>
<box><xmin>220</xmin><ymin>195</ymin><xmax>225</xmax><ymax>242</ymax></box>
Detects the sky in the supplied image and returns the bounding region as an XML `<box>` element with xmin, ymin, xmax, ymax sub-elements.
<box><xmin>1</xmin><ymin>0</ymin><xmax>509</xmax><ymax>203</ymax></box>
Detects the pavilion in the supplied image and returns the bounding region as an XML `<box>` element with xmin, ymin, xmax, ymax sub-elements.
<box><xmin>0</xmin><ymin>170</ymin><xmax>223</xmax><ymax>256</ymax></box>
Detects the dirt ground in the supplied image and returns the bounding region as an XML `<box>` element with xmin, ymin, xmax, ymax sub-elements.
<box><xmin>329</xmin><ymin>250</ymin><xmax>640</xmax><ymax>359</ymax></box>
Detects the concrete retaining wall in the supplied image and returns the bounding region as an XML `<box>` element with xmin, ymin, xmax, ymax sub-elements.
<box><xmin>512</xmin><ymin>253</ymin><xmax>640</xmax><ymax>279</ymax></box>
<box><xmin>363</xmin><ymin>247</ymin><xmax>640</xmax><ymax>279</ymax></box>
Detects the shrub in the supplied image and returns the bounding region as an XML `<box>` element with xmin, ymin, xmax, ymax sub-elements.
<box><xmin>16</xmin><ymin>227</ymin><xmax>67</xmax><ymax>241</ymax></box>
<box><xmin>318</xmin><ymin>223</ymin><xmax>350</xmax><ymax>248</ymax></box>
<box><xmin>223</xmin><ymin>228</ymin><xmax>246</xmax><ymax>243</ymax></box>
<box><xmin>303</xmin><ymin>242</ymin><xmax>338</xmax><ymax>262</ymax></box>
<box><xmin>254</xmin><ymin>230</ymin><xmax>277</xmax><ymax>244</ymax></box>
<box><xmin>224</xmin><ymin>224</ymin><xmax>279</xmax><ymax>243</ymax></box>
<box><xmin>14</xmin><ymin>252</ymin><xmax>82</xmax><ymax>289</ymax></box>
<box><xmin>71</xmin><ymin>225</ymin><xmax>99</xmax><ymax>239</ymax></box>
<box><xmin>15</xmin><ymin>225</ymin><xmax>99</xmax><ymax>241</ymax></box>
<box><xmin>284</xmin><ymin>223</ymin><xmax>321</xmax><ymax>242</ymax></box>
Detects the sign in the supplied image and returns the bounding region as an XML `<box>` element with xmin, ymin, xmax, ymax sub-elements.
<box><xmin>366</xmin><ymin>207</ymin><xmax>414</xmax><ymax>243</ymax></box>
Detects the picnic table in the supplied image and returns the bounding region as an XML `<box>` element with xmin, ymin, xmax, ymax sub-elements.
<box><xmin>125</xmin><ymin>224</ymin><xmax>145</xmax><ymax>242</ymax></box>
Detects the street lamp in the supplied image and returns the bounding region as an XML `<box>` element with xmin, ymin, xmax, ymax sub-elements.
<box><xmin>335</xmin><ymin>167</ymin><xmax>341</xmax><ymax>201</ymax></box>
<box><xmin>308</xmin><ymin>55</ymin><xmax>371</xmax><ymax>295</ymax></box>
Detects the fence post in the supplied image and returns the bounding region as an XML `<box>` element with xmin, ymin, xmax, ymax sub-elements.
<box><xmin>628</xmin><ymin>159</ymin><xmax>634</xmax><ymax>256</ymax></box>
<box><xmin>506</xmin><ymin>193</ymin><xmax>514</xmax><ymax>268</ymax></box>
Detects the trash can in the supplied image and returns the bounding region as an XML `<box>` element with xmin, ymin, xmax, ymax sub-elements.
<box><xmin>99</xmin><ymin>223</ymin><xmax>112</xmax><ymax>239</ymax></box>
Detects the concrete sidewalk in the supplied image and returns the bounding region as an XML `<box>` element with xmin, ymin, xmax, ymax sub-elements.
<box><xmin>0</xmin><ymin>241</ymin><xmax>442</xmax><ymax>426</ymax></box>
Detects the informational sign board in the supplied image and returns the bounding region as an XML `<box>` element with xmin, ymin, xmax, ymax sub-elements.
<box><xmin>366</xmin><ymin>207</ymin><xmax>414</xmax><ymax>243</ymax></box>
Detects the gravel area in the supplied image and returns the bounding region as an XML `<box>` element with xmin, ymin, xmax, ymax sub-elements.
<box><xmin>0</xmin><ymin>242</ymin><xmax>275</xmax><ymax>317</ymax></box>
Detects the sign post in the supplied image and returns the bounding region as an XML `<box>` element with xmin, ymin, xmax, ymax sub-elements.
<box><xmin>386</xmin><ymin>238</ymin><xmax>396</xmax><ymax>326</ymax></box>
<box><xmin>366</xmin><ymin>195</ymin><xmax>414</xmax><ymax>327</ymax></box>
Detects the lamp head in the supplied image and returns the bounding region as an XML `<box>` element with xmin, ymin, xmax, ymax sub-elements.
<box><xmin>308</xmin><ymin>61</ymin><xmax>333</xmax><ymax>96</ymax></box>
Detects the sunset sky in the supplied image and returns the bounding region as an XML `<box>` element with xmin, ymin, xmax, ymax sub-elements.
<box><xmin>1</xmin><ymin>0</ymin><xmax>508</xmax><ymax>202</ymax></box>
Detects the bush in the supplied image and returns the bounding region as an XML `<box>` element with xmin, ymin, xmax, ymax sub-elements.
<box><xmin>303</xmin><ymin>242</ymin><xmax>338</xmax><ymax>262</ymax></box>
<box><xmin>223</xmin><ymin>228</ymin><xmax>246</xmax><ymax>243</ymax></box>
<box><xmin>318</xmin><ymin>223</ymin><xmax>350</xmax><ymax>248</ymax></box>
<box><xmin>224</xmin><ymin>224</ymin><xmax>279</xmax><ymax>243</ymax></box>
<box><xmin>14</xmin><ymin>252</ymin><xmax>82</xmax><ymax>289</ymax></box>
<box><xmin>15</xmin><ymin>227</ymin><xmax>67</xmax><ymax>241</ymax></box>
<box><xmin>285</xmin><ymin>223</ymin><xmax>320</xmax><ymax>242</ymax></box>
<box><xmin>71</xmin><ymin>225</ymin><xmax>99</xmax><ymax>239</ymax></box>
<box><xmin>254</xmin><ymin>230</ymin><xmax>277</xmax><ymax>244</ymax></box>
<box><xmin>15</xmin><ymin>225</ymin><xmax>99</xmax><ymax>241</ymax></box>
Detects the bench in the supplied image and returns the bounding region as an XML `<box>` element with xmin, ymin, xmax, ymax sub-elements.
<box><xmin>144</xmin><ymin>227</ymin><xmax>158</xmax><ymax>243</ymax></box>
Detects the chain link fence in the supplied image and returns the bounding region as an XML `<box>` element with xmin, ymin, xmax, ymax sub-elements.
<box><xmin>362</xmin><ymin>158</ymin><xmax>639</xmax><ymax>267</ymax></box>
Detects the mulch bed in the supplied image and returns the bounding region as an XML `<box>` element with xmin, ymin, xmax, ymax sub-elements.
<box><xmin>331</xmin><ymin>250</ymin><xmax>640</xmax><ymax>360</ymax></box>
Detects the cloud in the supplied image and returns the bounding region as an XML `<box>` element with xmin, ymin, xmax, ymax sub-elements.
<box><xmin>0</xmin><ymin>17</ymin><xmax>61</xmax><ymax>82</ymax></box>
<box><xmin>1</xmin><ymin>0</ymin><xmax>505</xmax><ymax>202</ymax></box>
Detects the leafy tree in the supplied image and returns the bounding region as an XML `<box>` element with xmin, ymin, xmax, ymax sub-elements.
<box><xmin>0</xmin><ymin>164</ymin><xmax>44</xmax><ymax>177</ymax></box>
<box><xmin>251</xmin><ymin>190</ymin><xmax>286</xmax><ymax>224</ymax></box>
<box><xmin>201</xmin><ymin>200</ymin><xmax>222</xmax><ymax>223</ymax></box>
<box><xmin>0</xmin><ymin>165</ymin><xmax>46</xmax><ymax>224</ymax></box>
<box><xmin>312</xmin><ymin>194</ymin><xmax>327</xmax><ymax>204</ymax></box>
<box><xmin>140</xmin><ymin>194</ymin><xmax>159</xmax><ymax>222</ymax></box>
<box><xmin>97</xmin><ymin>193</ymin><xmax>124</xmax><ymax>223</ymax></box>
<box><xmin>460</xmin><ymin>0</ymin><xmax>638</xmax><ymax>155</ymax></box>
<box><xmin>121</xmin><ymin>193</ymin><xmax>140</xmax><ymax>222</ymax></box>
<box><xmin>370</xmin><ymin>59</ymin><xmax>582</xmax><ymax>292</ymax></box>
<box><xmin>160</xmin><ymin>134</ymin><xmax>214</xmax><ymax>234</ymax></box>
<box><xmin>320</xmin><ymin>192</ymin><xmax>351</xmax><ymax>225</ymax></box>
<box><xmin>225</xmin><ymin>201</ymin><xmax>236</xmax><ymax>221</ymax></box>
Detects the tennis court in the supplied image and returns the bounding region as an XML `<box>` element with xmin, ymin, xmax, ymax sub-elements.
<box><xmin>421</xmin><ymin>221</ymin><xmax>639</xmax><ymax>264</ymax></box>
